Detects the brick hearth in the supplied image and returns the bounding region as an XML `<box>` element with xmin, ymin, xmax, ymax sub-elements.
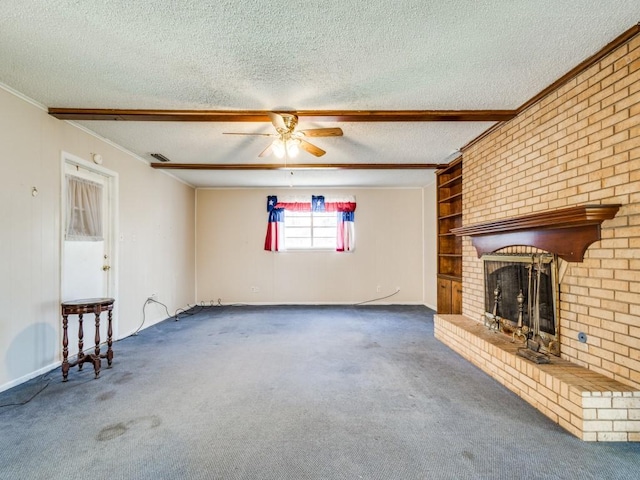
<box><xmin>435</xmin><ymin>314</ymin><xmax>640</xmax><ymax>441</ymax></box>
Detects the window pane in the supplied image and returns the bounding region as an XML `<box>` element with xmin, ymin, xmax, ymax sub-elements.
<box><xmin>314</xmin><ymin>215</ymin><xmax>336</xmax><ymax>227</ymax></box>
<box><xmin>314</xmin><ymin>227</ymin><xmax>336</xmax><ymax>238</ymax></box>
<box><xmin>285</xmin><ymin>215</ymin><xmax>311</xmax><ymax>227</ymax></box>
<box><xmin>285</xmin><ymin>227</ymin><xmax>311</xmax><ymax>238</ymax></box>
<box><xmin>286</xmin><ymin>237</ymin><xmax>312</xmax><ymax>248</ymax></box>
<box><xmin>313</xmin><ymin>237</ymin><xmax>335</xmax><ymax>248</ymax></box>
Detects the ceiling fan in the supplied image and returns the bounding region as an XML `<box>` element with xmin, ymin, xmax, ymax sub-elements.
<box><xmin>223</xmin><ymin>112</ymin><xmax>343</xmax><ymax>158</ymax></box>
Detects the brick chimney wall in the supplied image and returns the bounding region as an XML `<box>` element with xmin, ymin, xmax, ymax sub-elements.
<box><xmin>461</xmin><ymin>33</ymin><xmax>640</xmax><ymax>388</ymax></box>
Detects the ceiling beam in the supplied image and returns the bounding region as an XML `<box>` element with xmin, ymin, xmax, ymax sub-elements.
<box><xmin>48</xmin><ymin>108</ymin><xmax>516</xmax><ymax>122</ymax></box>
<box><xmin>150</xmin><ymin>162</ymin><xmax>447</xmax><ymax>170</ymax></box>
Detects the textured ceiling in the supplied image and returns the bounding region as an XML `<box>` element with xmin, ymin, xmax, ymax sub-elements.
<box><xmin>1</xmin><ymin>1</ymin><xmax>639</xmax><ymax>188</ymax></box>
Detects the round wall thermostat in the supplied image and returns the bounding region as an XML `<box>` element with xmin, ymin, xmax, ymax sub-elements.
<box><xmin>92</xmin><ymin>153</ymin><xmax>103</xmax><ymax>165</ymax></box>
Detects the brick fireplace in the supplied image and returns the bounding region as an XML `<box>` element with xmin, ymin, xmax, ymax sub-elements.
<box><xmin>434</xmin><ymin>28</ymin><xmax>640</xmax><ymax>441</ymax></box>
<box><xmin>435</xmin><ymin>205</ymin><xmax>640</xmax><ymax>441</ymax></box>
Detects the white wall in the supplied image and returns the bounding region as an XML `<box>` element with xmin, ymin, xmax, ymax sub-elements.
<box><xmin>0</xmin><ymin>83</ymin><xmax>441</xmax><ymax>391</ymax></box>
<box><xmin>0</xmin><ymin>86</ymin><xmax>195</xmax><ymax>391</ymax></box>
<box><xmin>196</xmin><ymin>188</ymin><xmax>429</xmax><ymax>304</ymax></box>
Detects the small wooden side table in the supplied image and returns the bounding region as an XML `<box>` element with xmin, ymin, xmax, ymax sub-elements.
<box><xmin>61</xmin><ymin>297</ymin><xmax>115</xmax><ymax>382</ymax></box>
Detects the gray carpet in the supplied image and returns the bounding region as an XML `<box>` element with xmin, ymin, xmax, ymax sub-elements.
<box><xmin>1</xmin><ymin>305</ymin><xmax>639</xmax><ymax>479</ymax></box>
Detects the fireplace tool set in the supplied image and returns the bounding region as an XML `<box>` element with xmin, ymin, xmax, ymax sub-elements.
<box><xmin>483</xmin><ymin>255</ymin><xmax>556</xmax><ymax>364</ymax></box>
<box><xmin>483</xmin><ymin>283</ymin><xmax>502</xmax><ymax>332</ymax></box>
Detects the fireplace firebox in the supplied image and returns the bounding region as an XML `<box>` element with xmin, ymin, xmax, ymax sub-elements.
<box><xmin>482</xmin><ymin>253</ymin><xmax>559</xmax><ymax>356</ymax></box>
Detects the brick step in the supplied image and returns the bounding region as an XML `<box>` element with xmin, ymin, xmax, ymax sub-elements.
<box><xmin>435</xmin><ymin>314</ymin><xmax>640</xmax><ymax>441</ymax></box>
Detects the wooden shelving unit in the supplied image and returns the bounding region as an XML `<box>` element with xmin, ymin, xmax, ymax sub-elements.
<box><xmin>436</xmin><ymin>157</ymin><xmax>462</xmax><ymax>314</ymax></box>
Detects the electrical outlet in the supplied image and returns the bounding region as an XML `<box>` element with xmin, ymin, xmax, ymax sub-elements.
<box><xmin>251</xmin><ymin>286</ymin><xmax>260</xmax><ymax>293</ymax></box>
<box><xmin>376</xmin><ymin>285</ymin><xmax>382</xmax><ymax>293</ymax></box>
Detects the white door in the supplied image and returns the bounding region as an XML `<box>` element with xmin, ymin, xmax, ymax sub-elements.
<box><xmin>61</xmin><ymin>155</ymin><xmax>118</xmax><ymax>357</ymax></box>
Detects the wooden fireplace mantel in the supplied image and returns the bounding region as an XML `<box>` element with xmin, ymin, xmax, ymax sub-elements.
<box><xmin>450</xmin><ymin>204</ymin><xmax>620</xmax><ymax>262</ymax></box>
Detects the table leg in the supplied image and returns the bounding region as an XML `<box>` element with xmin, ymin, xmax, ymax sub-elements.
<box><xmin>106</xmin><ymin>309</ymin><xmax>114</xmax><ymax>367</ymax></box>
<box><xmin>77</xmin><ymin>314</ymin><xmax>84</xmax><ymax>371</ymax></box>
<box><xmin>93</xmin><ymin>308</ymin><xmax>102</xmax><ymax>379</ymax></box>
<box><xmin>94</xmin><ymin>309</ymin><xmax>101</xmax><ymax>357</ymax></box>
<box><xmin>62</xmin><ymin>313</ymin><xmax>70</xmax><ymax>382</ymax></box>
<box><xmin>93</xmin><ymin>355</ymin><xmax>101</xmax><ymax>379</ymax></box>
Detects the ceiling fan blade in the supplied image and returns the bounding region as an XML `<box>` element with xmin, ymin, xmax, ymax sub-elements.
<box><xmin>223</xmin><ymin>132</ymin><xmax>274</xmax><ymax>136</ymax></box>
<box><xmin>297</xmin><ymin>127</ymin><xmax>343</xmax><ymax>137</ymax></box>
<box><xmin>258</xmin><ymin>142</ymin><xmax>274</xmax><ymax>158</ymax></box>
<box><xmin>269</xmin><ymin>112</ymin><xmax>298</xmax><ymax>132</ymax></box>
<box><xmin>268</xmin><ymin>112</ymin><xmax>288</xmax><ymax>130</ymax></box>
<box><xmin>299</xmin><ymin>139</ymin><xmax>326</xmax><ymax>157</ymax></box>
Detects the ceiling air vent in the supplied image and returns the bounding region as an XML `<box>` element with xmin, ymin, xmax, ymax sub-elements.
<box><xmin>150</xmin><ymin>153</ymin><xmax>171</xmax><ymax>162</ymax></box>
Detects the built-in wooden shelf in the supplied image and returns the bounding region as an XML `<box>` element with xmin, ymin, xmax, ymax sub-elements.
<box><xmin>438</xmin><ymin>175</ymin><xmax>462</xmax><ymax>188</ymax></box>
<box><xmin>451</xmin><ymin>204</ymin><xmax>620</xmax><ymax>262</ymax></box>
<box><xmin>439</xmin><ymin>212</ymin><xmax>462</xmax><ymax>220</ymax></box>
<box><xmin>439</xmin><ymin>192</ymin><xmax>462</xmax><ymax>203</ymax></box>
<box><xmin>436</xmin><ymin>157</ymin><xmax>463</xmax><ymax>314</ymax></box>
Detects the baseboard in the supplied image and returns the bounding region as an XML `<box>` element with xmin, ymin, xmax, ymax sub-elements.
<box><xmin>193</xmin><ymin>301</ymin><xmax>427</xmax><ymax>307</ymax></box>
<box><xmin>0</xmin><ymin>361</ymin><xmax>61</xmax><ymax>394</ymax></box>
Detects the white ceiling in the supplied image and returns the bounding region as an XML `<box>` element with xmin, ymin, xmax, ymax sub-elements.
<box><xmin>1</xmin><ymin>1</ymin><xmax>638</xmax><ymax>188</ymax></box>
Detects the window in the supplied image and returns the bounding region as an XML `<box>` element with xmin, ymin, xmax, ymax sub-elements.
<box><xmin>65</xmin><ymin>175</ymin><xmax>104</xmax><ymax>241</ymax></box>
<box><xmin>264</xmin><ymin>195</ymin><xmax>356</xmax><ymax>252</ymax></box>
<box><xmin>284</xmin><ymin>211</ymin><xmax>337</xmax><ymax>249</ymax></box>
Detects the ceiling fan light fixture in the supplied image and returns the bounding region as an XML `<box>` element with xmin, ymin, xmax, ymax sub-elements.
<box><xmin>272</xmin><ymin>138</ymin><xmax>285</xmax><ymax>159</ymax></box>
<box><xmin>286</xmin><ymin>138</ymin><xmax>300</xmax><ymax>158</ymax></box>
<box><xmin>223</xmin><ymin>112</ymin><xmax>341</xmax><ymax>158</ymax></box>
